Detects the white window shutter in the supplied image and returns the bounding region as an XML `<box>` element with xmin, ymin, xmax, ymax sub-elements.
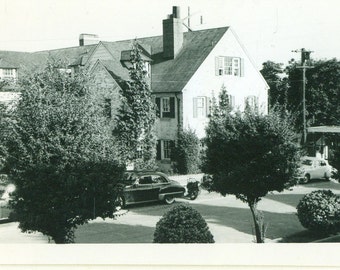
<box><xmin>240</xmin><ymin>58</ymin><xmax>245</xmax><ymax>77</ymax></box>
<box><xmin>193</xmin><ymin>98</ymin><xmax>198</xmax><ymax>118</ymax></box>
<box><xmin>215</xmin><ymin>57</ymin><xmax>219</xmax><ymax>76</ymax></box>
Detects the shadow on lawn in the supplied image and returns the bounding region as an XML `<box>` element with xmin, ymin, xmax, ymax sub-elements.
<box><xmin>75</xmin><ymin>222</ymin><xmax>155</xmax><ymax>243</ymax></box>
<box><xmin>114</xmin><ymin>196</ymin><xmax>307</xmax><ymax>242</ymax></box>
<box><xmin>75</xmin><ymin>183</ymin><xmax>340</xmax><ymax>243</ymax></box>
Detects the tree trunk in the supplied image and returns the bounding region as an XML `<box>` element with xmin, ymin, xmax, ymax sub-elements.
<box><xmin>248</xmin><ymin>201</ymin><xmax>264</xmax><ymax>243</ymax></box>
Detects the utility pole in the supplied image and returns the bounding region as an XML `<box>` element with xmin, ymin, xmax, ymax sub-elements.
<box><xmin>292</xmin><ymin>48</ymin><xmax>313</xmax><ymax>145</ymax></box>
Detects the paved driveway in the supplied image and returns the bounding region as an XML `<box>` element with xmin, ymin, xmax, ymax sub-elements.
<box><xmin>0</xmin><ymin>179</ymin><xmax>339</xmax><ymax>243</ymax></box>
<box><xmin>74</xmin><ymin>179</ymin><xmax>340</xmax><ymax>243</ymax></box>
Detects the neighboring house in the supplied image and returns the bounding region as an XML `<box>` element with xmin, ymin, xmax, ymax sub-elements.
<box><xmin>0</xmin><ymin>6</ymin><xmax>269</xmax><ymax>169</ymax></box>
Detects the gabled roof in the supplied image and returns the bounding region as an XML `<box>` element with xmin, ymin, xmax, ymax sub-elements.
<box><xmin>0</xmin><ymin>58</ymin><xmax>18</xmax><ymax>68</ymax></box>
<box><xmin>0</xmin><ymin>27</ymin><xmax>230</xmax><ymax>94</ymax></box>
<box><xmin>143</xmin><ymin>27</ymin><xmax>229</xmax><ymax>93</ymax></box>
<box><xmin>98</xmin><ymin>27</ymin><xmax>229</xmax><ymax>93</ymax></box>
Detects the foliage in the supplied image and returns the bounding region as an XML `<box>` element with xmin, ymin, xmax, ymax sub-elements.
<box><xmin>261</xmin><ymin>58</ymin><xmax>340</xmax><ymax>131</ymax></box>
<box><xmin>202</xmin><ymin>101</ymin><xmax>301</xmax><ymax>243</ymax></box>
<box><xmin>297</xmin><ymin>190</ymin><xmax>340</xmax><ymax>234</ymax></box>
<box><xmin>6</xmin><ymin>60</ymin><xmax>125</xmax><ymax>243</ymax></box>
<box><xmin>114</xmin><ymin>40</ymin><xmax>157</xmax><ymax>170</ymax></box>
<box><xmin>171</xmin><ymin>128</ymin><xmax>201</xmax><ymax>174</ymax></box>
<box><xmin>153</xmin><ymin>204</ymin><xmax>214</xmax><ymax>243</ymax></box>
<box><xmin>329</xmin><ymin>145</ymin><xmax>340</xmax><ymax>181</ymax></box>
<box><xmin>0</xmin><ymin>103</ymin><xmax>10</xmax><ymax>172</ymax></box>
<box><xmin>260</xmin><ymin>61</ymin><xmax>289</xmax><ymax>109</ymax></box>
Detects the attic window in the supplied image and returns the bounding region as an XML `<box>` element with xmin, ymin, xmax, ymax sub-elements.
<box><xmin>216</xmin><ymin>56</ymin><xmax>244</xmax><ymax>77</ymax></box>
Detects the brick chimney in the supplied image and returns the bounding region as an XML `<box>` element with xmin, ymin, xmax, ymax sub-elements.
<box><xmin>79</xmin><ymin>33</ymin><xmax>99</xmax><ymax>46</ymax></box>
<box><xmin>163</xmin><ymin>6</ymin><xmax>183</xmax><ymax>59</ymax></box>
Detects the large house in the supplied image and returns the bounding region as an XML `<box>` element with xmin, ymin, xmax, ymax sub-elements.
<box><xmin>0</xmin><ymin>6</ymin><xmax>269</xmax><ymax>169</ymax></box>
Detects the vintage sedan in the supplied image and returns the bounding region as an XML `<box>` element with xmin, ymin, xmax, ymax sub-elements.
<box><xmin>114</xmin><ymin>171</ymin><xmax>185</xmax><ymax>209</ymax></box>
<box><xmin>296</xmin><ymin>156</ymin><xmax>333</xmax><ymax>183</ymax></box>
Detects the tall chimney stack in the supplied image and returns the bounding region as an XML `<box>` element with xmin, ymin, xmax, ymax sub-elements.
<box><xmin>163</xmin><ymin>6</ymin><xmax>183</xmax><ymax>59</ymax></box>
<box><xmin>79</xmin><ymin>33</ymin><xmax>99</xmax><ymax>46</ymax></box>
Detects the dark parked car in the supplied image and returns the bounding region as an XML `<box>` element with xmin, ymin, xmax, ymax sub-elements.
<box><xmin>114</xmin><ymin>171</ymin><xmax>185</xmax><ymax>209</ymax></box>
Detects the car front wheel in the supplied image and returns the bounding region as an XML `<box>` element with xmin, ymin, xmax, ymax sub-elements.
<box><xmin>301</xmin><ymin>174</ymin><xmax>310</xmax><ymax>184</ymax></box>
<box><xmin>164</xmin><ymin>196</ymin><xmax>175</xmax><ymax>205</ymax></box>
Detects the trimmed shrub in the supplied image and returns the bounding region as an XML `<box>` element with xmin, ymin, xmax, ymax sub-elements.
<box><xmin>172</xmin><ymin>129</ymin><xmax>201</xmax><ymax>174</ymax></box>
<box><xmin>153</xmin><ymin>204</ymin><xmax>214</xmax><ymax>243</ymax></box>
<box><xmin>297</xmin><ymin>190</ymin><xmax>340</xmax><ymax>234</ymax></box>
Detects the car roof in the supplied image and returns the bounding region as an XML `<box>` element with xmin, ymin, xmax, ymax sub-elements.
<box><xmin>125</xmin><ymin>171</ymin><xmax>169</xmax><ymax>177</ymax></box>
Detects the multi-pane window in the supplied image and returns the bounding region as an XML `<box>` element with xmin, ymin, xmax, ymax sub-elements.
<box><xmin>156</xmin><ymin>140</ymin><xmax>175</xmax><ymax>160</ymax></box>
<box><xmin>233</xmin><ymin>58</ymin><xmax>240</xmax><ymax>76</ymax></box>
<box><xmin>245</xmin><ymin>95</ymin><xmax>259</xmax><ymax>110</ymax></box>
<box><xmin>224</xmin><ymin>57</ymin><xmax>233</xmax><ymax>75</ymax></box>
<box><xmin>193</xmin><ymin>96</ymin><xmax>209</xmax><ymax>118</ymax></box>
<box><xmin>216</xmin><ymin>56</ymin><xmax>243</xmax><ymax>77</ymax></box>
<box><xmin>162</xmin><ymin>97</ymin><xmax>170</xmax><ymax>113</ymax></box>
<box><xmin>3</xmin><ymin>69</ymin><xmax>13</xmax><ymax>76</ymax></box>
<box><xmin>155</xmin><ymin>97</ymin><xmax>175</xmax><ymax>118</ymax></box>
<box><xmin>163</xmin><ymin>140</ymin><xmax>172</xmax><ymax>159</ymax></box>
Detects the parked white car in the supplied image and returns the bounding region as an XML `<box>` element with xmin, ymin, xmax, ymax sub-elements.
<box><xmin>297</xmin><ymin>156</ymin><xmax>333</xmax><ymax>184</ymax></box>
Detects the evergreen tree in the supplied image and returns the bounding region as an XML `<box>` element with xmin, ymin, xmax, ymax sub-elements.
<box><xmin>115</xmin><ymin>40</ymin><xmax>157</xmax><ymax>169</ymax></box>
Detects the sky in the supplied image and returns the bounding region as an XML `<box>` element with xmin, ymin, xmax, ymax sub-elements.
<box><xmin>1</xmin><ymin>0</ymin><xmax>340</xmax><ymax>69</ymax></box>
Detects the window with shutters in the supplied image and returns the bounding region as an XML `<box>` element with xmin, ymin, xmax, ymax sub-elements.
<box><xmin>193</xmin><ymin>96</ymin><xmax>209</xmax><ymax>118</ymax></box>
<box><xmin>245</xmin><ymin>95</ymin><xmax>259</xmax><ymax>110</ymax></box>
<box><xmin>163</xmin><ymin>140</ymin><xmax>172</xmax><ymax>159</ymax></box>
<box><xmin>156</xmin><ymin>140</ymin><xmax>174</xmax><ymax>160</ymax></box>
<box><xmin>155</xmin><ymin>97</ymin><xmax>175</xmax><ymax>118</ymax></box>
<box><xmin>162</xmin><ymin>97</ymin><xmax>170</xmax><ymax>113</ymax></box>
<box><xmin>216</xmin><ymin>56</ymin><xmax>243</xmax><ymax>77</ymax></box>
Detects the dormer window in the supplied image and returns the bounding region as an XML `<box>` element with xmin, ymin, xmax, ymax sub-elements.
<box><xmin>3</xmin><ymin>69</ymin><xmax>14</xmax><ymax>77</ymax></box>
<box><xmin>121</xmin><ymin>49</ymin><xmax>152</xmax><ymax>76</ymax></box>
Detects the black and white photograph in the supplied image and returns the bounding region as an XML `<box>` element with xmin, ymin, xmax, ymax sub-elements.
<box><xmin>0</xmin><ymin>0</ymin><xmax>339</xmax><ymax>268</ymax></box>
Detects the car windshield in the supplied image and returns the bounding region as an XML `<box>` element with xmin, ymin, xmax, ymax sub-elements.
<box><xmin>301</xmin><ymin>159</ymin><xmax>313</xmax><ymax>166</ymax></box>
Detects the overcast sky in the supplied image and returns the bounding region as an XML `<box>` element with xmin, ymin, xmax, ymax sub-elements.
<box><xmin>1</xmin><ymin>0</ymin><xmax>340</xmax><ymax>69</ymax></box>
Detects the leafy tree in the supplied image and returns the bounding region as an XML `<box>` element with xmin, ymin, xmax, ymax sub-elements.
<box><xmin>203</xmin><ymin>104</ymin><xmax>301</xmax><ymax>243</ymax></box>
<box><xmin>114</xmin><ymin>40</ymin><xmax>157</xmax><ymax>170</ymax></box>
<box><xmin>172</xmin><ymin>128</ymin><xmax>201</xmax><ymax>174</ymax></box>
<box><xmin>6</xmin><ymin>61</ymin><xmax>125</xmax><ymax>243</ymax></box>
<box><xmin>260</xmin><ymin>61</ymin><xmax>289</xmax><ymax>109</ymax></box>
<box><xmin>0</xmin><ymin>103</ymin><xmax>10</xmax><ymax>171</ymax></box>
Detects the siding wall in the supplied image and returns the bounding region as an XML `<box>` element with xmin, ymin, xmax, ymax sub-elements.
<box><xmin>182</xmin><ymin>29</ymin><xmax>268</xmax><ymax>139</ymax></box>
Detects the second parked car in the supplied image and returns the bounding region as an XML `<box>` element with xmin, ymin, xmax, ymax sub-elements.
<box><xmin>296</xmin><ymin>156</ymin><xmax>333</xmax><ymax>184</ymax></box>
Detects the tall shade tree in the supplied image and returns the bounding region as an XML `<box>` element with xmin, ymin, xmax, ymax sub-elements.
<box><xmin>6</xmin><ymin>61</ymin><xmax>125</xmax><ymax>243</ymax></box>
<box><xmin>260</xmin><ymin>61</ymin><xmax>289</xmax><ymax>109</ymax></box>
<box><xmin>114</xmin><ymin>40</ymin><xmax>157</xmax><ymax>170</ymax></box>
<box><xmin>203</xmin><ymin>102</ymin><xmax>301</xmax><ymax>243</ymax></box>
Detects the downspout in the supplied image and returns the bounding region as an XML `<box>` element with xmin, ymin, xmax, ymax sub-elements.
<box><xmin>174</xmin><ymin>92</ymin><xmax>181</xmax><ymax>135</ymax></box>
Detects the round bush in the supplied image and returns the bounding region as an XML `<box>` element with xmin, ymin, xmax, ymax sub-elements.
<box><xmin>297</xmin><ymin>190</ymin><xmax>340</xmax><ymax>234</ymax></box>
<box><xmin>153</xmin><ymin>204</ymin><xmax>214</xmax><ymax>243</ymax></box>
